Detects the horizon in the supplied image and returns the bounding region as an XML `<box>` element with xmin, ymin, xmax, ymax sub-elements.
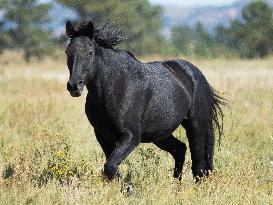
<box><xmin>149</xmin><ymin>0</ymin><xmax>239</xmax><ymax>7</ymax></box>
<box><xmin>39</xmin><ymin>0</ymin><xmax>240</xmax><ymax>7</ymax></box>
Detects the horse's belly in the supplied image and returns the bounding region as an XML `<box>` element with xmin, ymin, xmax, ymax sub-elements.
<box><xmin>141</xmin><ymin>104</ymin><xmax>189</xmax><ymax>142</ymax></box>
<box><xmin>141</xmin><ymin>114</ymin><xmax>184</xmax><ymax>142</ymax></box>
<box><xmin>140</xmin><ymin>82</ymin><xmax>190</xmax><ymax>142</ymax></box>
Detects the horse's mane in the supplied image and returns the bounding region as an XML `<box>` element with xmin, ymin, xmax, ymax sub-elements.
<box><xmin>78</xmin><ymin>19</ymin><xmax>127</xmax><ymax>48</ymax></box>
<box><xmin>77</xmin><ymin>20</ymin><xmax>140</xmax><ymax>61</ymax></box>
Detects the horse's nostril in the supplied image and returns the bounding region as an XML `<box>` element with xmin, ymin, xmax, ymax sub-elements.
<box><xmin>67</xmin><ymin>82</ymin><xmax>72</xmax><ymax>91</ymax></box>
<box><xmin>78</xmin><ymin>80</ymin><xmax>83</xmax><ymax>85</ymax></box>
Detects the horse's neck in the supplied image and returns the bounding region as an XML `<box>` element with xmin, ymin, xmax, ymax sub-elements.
<box><xmin>86</xmin><ymin>46</ymin><xmax>124</xmax><ymax>92</ymax></box>
<box><xmin>86</xmin><ymin>45</ymin><xmax>143</xmax><ymax>94</ymax></box>
<box><xmin>97</xmin><ymin>46</ymin><xmax>122</xmax><ymax>71</ymax></box>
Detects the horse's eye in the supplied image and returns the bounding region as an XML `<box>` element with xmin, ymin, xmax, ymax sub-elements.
<box><xmin>89</xmin><ymin>51</ymin><xmax>93</xmax><ymax>55</ymax></box>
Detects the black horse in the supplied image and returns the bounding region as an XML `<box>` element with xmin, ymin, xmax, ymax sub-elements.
<box><xmin>65</xmin><ymin>20</ymin><xmax>226</xmax><ymax>181</ymax></box>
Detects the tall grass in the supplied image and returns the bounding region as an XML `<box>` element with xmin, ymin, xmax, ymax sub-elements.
<box><xmin>0</xmin><ymin>54</ymin><xmax>272</xmax><ymax>204</ymax></box>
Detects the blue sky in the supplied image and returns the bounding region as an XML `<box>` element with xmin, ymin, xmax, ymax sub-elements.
<box><xmin>39</xmin><ymin>0</ymin><xmax>239</xmax><ymax>7</ymax></box>
<box><xmin>150</xmin><ymin>0</ymin><xmax>238</xmax><ymax>7</ymax></box>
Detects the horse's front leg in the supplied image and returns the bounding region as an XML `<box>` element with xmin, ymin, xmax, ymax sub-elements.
<box><xmin>104</xmin><ymin>128</ymin><xmax>140</xmax><ymax>180</ymax></box>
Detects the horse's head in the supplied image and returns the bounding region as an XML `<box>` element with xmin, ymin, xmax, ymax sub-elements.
<box><xmin>65</xmin><ymin>20</ymin><xmax>96</xmax><ymax>97</ymax></box>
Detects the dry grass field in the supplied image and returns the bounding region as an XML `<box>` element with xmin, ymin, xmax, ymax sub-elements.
<box><xmin>0</xmin><ymin>51</ymin><xmax>272</xmax><ymax>204</ymax></box>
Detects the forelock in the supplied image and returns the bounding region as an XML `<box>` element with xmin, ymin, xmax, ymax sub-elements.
<box><xmin>67</xmin><ymin>36</ymin><xmax>94</xmax><ymax>53</ymax></box>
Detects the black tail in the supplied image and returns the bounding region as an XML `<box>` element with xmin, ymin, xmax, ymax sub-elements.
<box><xmin>209</xmin><ymin>86</ymin><xmax>228</xmax><ymax>147</ymax></box>
<box><xmin>205</xmin><ymin>86</ymin><xmax>228</xmax><ymax>170</ymax></box>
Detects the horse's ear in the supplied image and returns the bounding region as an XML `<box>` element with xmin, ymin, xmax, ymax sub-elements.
<box><xmin>66</xmin><ymin>20</ymin><xmax>77</xmax><ymax>38</ymax></box>
<box><xmin>79</xmin><ymin>21</ymin><xmax>95</xmax><ymax>39</ymax></box>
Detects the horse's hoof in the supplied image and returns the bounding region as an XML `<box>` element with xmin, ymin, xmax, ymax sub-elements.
<box><xmin>174</xmin><ymin>167</ymin><xmax>183</xmax><ymax>181</ymax></box>
<box><xmin>126</xmin><ymin>184</ymin><xmax>133</xmax><ymax>196</ymax></box>
<box><xmin>173</xmin><ymin>172</ymin><xmax>182</xmax><ymax>181</ymax></box>
<box><xmin>104</xmin><ymin>163</ymin><xmax>117</xmax><ymax>180</ymax></box>
<box><xmin>174</xmin><ymin>174</ymin><xmax>182</xmax><ymax>181</ymax></box>
<box><xmin>193</xmin><ymin>171</ymin><xmax>209</xmax><ymax>183</ymax></box>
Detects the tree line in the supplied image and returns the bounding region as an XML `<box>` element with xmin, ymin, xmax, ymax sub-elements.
<box><xmin>0</xmin><ymin>0</ymin><xmax>272</xmax><ymax>61</ymax></box>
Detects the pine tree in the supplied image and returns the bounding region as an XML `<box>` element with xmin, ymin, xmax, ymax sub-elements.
<box><xmin>2</xmin><ymin>0</ymin><xmax>54</xmax><ymax>61</ymax></box>
<box><xmin>216</xmin><ymin>1</ymin><xmax>273</xmax><ymax>58</ymax></box>
<box><xmin>171</xmin><ymin>22</ymin><xmax>216</xmax><ymax>58</ymax></box>
<box><xmin>240</xmin><ymin>1</ymin><xmax>273</xmax><ymax>57</ymax></box>
<box><xmin>56</xmin><ymin>0</ymin><xmax>167</xmax><ymax>55</ymax></box>
<box><xmin>171</xmin><ymin>24</ymin><xmax>194</xmax><ymax>56</ymax></box>
<box><xmin>193</xmin><ymin>22</ymin><xmax>215</xmax><ymax>58</ymax></box>
<box><xmin>0</xmin><ymin>21</ymin><xmax>12</xmax><ymax>54</ymax></box>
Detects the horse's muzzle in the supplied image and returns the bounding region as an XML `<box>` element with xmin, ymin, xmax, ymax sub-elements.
<box><xmin>67</xmin><ymin>81</ymin><xmax>83</xmax><ymax>97</ymax></box>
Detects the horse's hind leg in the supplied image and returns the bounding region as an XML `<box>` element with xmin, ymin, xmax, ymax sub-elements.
<box><xmin>205</xmin><ymin>124</ymin><xmax>214</xmax><ymax>171</ymax></box>
<box><xmin>182</xmin><ymin>118</ymin><xmax>209</xmax><ymax>181</ymax></box>
<box><xmin>154</xmin><ymin>135</ymin><xmax>187</xmax><ymax>180</ymax></box>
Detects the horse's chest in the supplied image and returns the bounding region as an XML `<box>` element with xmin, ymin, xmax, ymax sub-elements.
<box><xmin>85</xmin><ymin>95</ymin><xmax>119</xmax><ymax>140</ymax></box>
